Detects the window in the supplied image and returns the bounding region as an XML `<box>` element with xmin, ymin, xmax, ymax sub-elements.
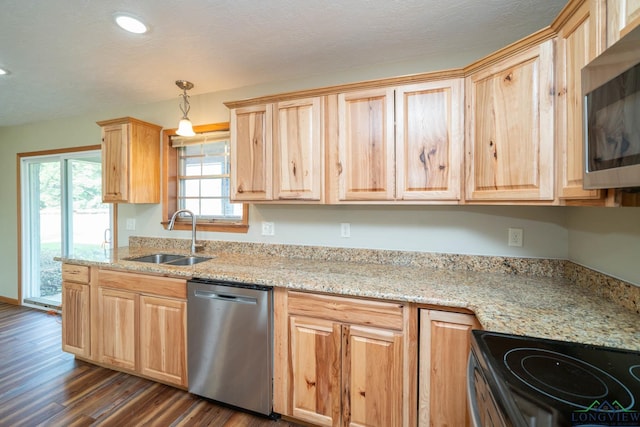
<box><xmin>162</xmin><ymin>123</ymin><xmax>249</xmax><ymax>233</ymax></box>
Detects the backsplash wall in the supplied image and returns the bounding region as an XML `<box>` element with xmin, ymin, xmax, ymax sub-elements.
<box><xmin>118</xmin><ymin>203</ymin><xmax>569</xmax><ymax>258</ymax></box>
<box><xmin>567</xmin><ymin>207</ymin><xmax>640</xmax><ymax>286</ymax></box>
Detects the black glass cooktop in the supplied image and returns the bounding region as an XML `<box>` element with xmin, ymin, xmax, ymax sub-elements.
<box><xmin>472</xmin><ymin>330</ymin><xmax>640</xmax><ymax>426</ymax></box>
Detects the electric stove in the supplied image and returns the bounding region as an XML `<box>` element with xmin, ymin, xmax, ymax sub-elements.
<box><xmin>468</xmin><ymin>330</ymin><xmax>640</xmax><ymax>427</ymax></box>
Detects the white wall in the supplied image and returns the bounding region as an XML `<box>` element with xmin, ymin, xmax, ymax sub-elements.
<box><xmin>1</xmin><ymin>55</ymin><xmax>639</xmax><ymax>300</ymax></box>
<box><xmin>567</xmin><ymin>207</ymin><xmax>640</xmax><ymax>286</ymax></box>
<box><xmin>121</xmin><ymin>203</ymin><xmax>569</xmax><ymax>258</ymax></box>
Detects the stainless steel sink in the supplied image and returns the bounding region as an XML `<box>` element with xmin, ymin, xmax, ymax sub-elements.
<box><xmin>126</xmin><ymin>253</ymin><xmax>212</xmax><ymax>266</ymax></box>
<box><xmin>165</xmin><ymin>256</ymin><xmax>211</xmax><ymax>266</ymax></box>
<box><xmin>127</xmin><ymin>253</ymin><xmax>185</xmax><ymax>264</ymax></box>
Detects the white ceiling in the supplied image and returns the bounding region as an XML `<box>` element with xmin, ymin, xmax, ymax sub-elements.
<box><xmin>0</xmin><ymin>0</ymin><xmax>567</xmax><ymax>127</ymax></box>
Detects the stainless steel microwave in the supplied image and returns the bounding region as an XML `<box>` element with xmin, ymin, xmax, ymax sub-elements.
<box><xmin>583</xmin><ymin>26</ymin><xmax>640</xmax><ymax>190</ymax></box>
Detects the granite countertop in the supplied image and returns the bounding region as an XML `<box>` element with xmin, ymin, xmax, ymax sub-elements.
<box><xmin>59</xmin><ymin>243</ymin><xmax>640</xmax><ymax>352</ymax></box>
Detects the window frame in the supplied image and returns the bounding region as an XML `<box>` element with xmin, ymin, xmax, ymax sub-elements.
<box><xmin>162</xmin><ymin>122</ymin><xmax>249</xmax><ymax>233</ymax></box>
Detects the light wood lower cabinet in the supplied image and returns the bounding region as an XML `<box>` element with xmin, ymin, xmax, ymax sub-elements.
<box><xmin>61</xmin><ymin>264</ymin><xmax>92</xmax><ymax>358</ymax></box>
<box><xmin>289</xmin><ymin>316</ymin><xmax>341</xmax><ymax>425</ymax></box>
<box><xmin>97</xmin><ymin>287</ymin><xmax>137</xmax><ymax>370</ymax></box>
<box><xmin>419</xmin><ymin>309</ymin><xmax>481</xmax><ymax>427</ymax></box>
<box><xmin>343</xmin><ymin>324</ymin><xmax>404</xmax><ymax>427</ymax></box>
<box><xmin>275</xmin><ymin>289</ymin><xmax>416</xmax><ymax>427</ymax></box>
<box><xmin>95</xmin><ymin>270</ymin><xmax>188</xmax><ymax>387</ymax></box>
<box><xmin>60</xmin><ymin>267</ymin><xmax>190</xmax><ymax>388</ymax></box>
<box><xmin>139</xmin><ymin>295</ymin><xmax>187</xmax><ymax>387</ymax></box>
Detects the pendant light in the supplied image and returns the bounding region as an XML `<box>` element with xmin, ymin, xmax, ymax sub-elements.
<box><xmin>176</xmin><ymin>80</ymin><xmax>195</xmax><ymax>136</ymax></box>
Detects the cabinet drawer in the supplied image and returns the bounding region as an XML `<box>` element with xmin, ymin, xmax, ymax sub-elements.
<box><xmin>98</xmin><ymin>269</ymin><xmax>187</xmax><ymax>299</ymax></box>
<box><xmin>287</xmin><ymin>291</ymin><xmax>405</xmax><ymax>330</ymax></box>
<box><xmin>62</xmin><ymin>264</ymin><xmax>90</xmax><ymax>283</ymax></box>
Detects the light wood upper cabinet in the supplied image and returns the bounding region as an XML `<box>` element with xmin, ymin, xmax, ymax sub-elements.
<box><xmin>61</xmin><ymin>264</ymin><xmax>91</xmax><ymax>358</ymax></box>
<box><xmin>273</xmin><ymin>97</ymin><xmax>324</xmax><ymax>201</ymax></box>
<box><xmin>337</xmin><ymin>88</ymin><xmax>396</xmax><ymax>201</ymax></box>
<box><xmin>230</xmin><ymin>98</ymin><xmax>324</xmax><ymax>202</ymax></box>
<box><xmin>274</xmin><ymin>289</ymin><xmax>416</xmax><ymax>427</ymax></box>
<box><xmin>97</xmin><ymin>117</ymin><xmax>162</xmax><ymax>204</ymax></box>
<box><xmin>139</xmin><ymin>295</ymin><xmax>187</xmax><ymax>387</ymax></box>
<box><xmin>225</xmin><ymin>0</ymin><xmax>640</xmax><ymax>206</ymax></box>
<box><xmin>465</xmin><ymin>38</ymin><xmax>555</xmax><ymax>202</ymax></box>
<box><xmin>396</xmin><ymin>80</ymin><xmax>464</xmax><ymax>201</ymax></box>
<box><xmin>607</xmin><ymin>0</ymin><xmax>640</xmax><ymax>46</ymax></box>
<box><xmin>333</xmin><ymin>81</ymin><xmax>463</xmax><ymax>203</ymax></box>
<box><xmin>556</xmin><ymin>1</ymin><xmax>606</xmax><ymax>202</ymax></box>
<box><xmin>230</xmin><ymin>104</ymin><xmax>273</xmax><ymax>201</ymax></box>
<box><xmin>419</xmin><ymin>309</ymin><xmax>481</xmax><ymax>427</ymax></box>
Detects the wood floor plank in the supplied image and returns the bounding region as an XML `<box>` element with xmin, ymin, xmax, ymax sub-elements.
<box><xmin>0</xmin><ymin>302</ymin><xmax>304</xmax><ymax>427</ymax></box>
<box><xmin>0</xmin><ymin>355</ymin><xmax>77</xmax><ymax>404</ymax></box>
<box><xmin>0</xmin><ymin>363</ymin><xmax>91</xmax><ymax>418</ymax></box>
<box><xmin>171</xmin><ymin>399</ymin><xmax>234</xmax><ymax>426</ymax></box>
<box><xmin>65</xmin><ymin>373</ymin><xmax>154</xmax><ymax>420</ymax></box>
<box><xmin>137</xmin><ymin>392</ymin><xmax>200</xmax><ymax>426</ymax></box>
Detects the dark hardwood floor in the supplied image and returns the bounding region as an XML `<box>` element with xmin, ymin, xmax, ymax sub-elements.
<box><xmin>0</xmin><ymin>302</ymin><xmax>303</xmax><ymax>427</ymax></box>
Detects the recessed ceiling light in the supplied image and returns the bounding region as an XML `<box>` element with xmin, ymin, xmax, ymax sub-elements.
<box><xmin>114</xmin><ymin>13</ymin><xmax>148</xmax><ymax>34</ymax></box>
<box><xmin>0</xmin><ymin>68</ymin><xmax>9</xmax><ymax>75</ymax></box>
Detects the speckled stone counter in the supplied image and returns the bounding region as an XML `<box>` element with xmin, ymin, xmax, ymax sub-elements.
<box><xmin>58</xmin><ymin>238</ymin><xmax>640</xmax><ymax>352</ymax></box>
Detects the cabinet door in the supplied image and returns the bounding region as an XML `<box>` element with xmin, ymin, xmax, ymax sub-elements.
<box><xmin>61</xmin><ymin>281</ymin><xmax>90</xmax><ymax>358</ymax></box>
<box><xmin>289</xmin><ymin>316</ymin><xmax>341</xmax><ymax>427</ymax></box>
<box><xmin>273</xmin><ymin>97</ymin><xmax>323</xmax><ymax>201</ymax></box>
<box><xmin>396</xmin><ymin>80</ymin><xmax>464</xmax><ymax>201</ymax></box>
<box><xmin>101</xmin><ymin>123</ymin><xmax>129</xmax><ymax>203</ymax></box>
<box><xmin>337</xmin><ymin>88</ymin><xmax>395</xmax><ymax>201</ymax></box>
<box><xmin>230</xmin><ymin>104</ymin><xmax>273</xmax><ymax>201</ymax></box>
<box><xmin>465</xmin><ymin>39</ymin><xmax>555</xmax><ymax>201</ymax></box>
<box><xmin>557</xmin><ymin>2</ymin><xmax>604</xmax><ymax>201</ymax></box>
<box><xmin>607</xmin><ymin>0</ymin><xmax>640</xmax><ymax>46</ymax></box>
<box><xmin>97</xmin><ymin>287</ymin><xmax>137</xmax><ymax>370</ymax></box>
<box><xmin>419</xmin><ymin>310</ymin><xmax>481</xmax><ymax>427</ymax></box>
<box><xmin>139</xmin><ymin>295</ymin><xmax>187</xmax><ymax>387</ymax></box>
<box><xmin>343</xmin><ymin>325</ymin><xmax>403</xmax><ymax>427</ymax></box>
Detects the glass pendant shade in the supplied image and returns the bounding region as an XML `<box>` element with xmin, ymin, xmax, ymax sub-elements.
<box><xmin>176</xmin><ymin>118</ymin><xmax>195</xmax><ymax>136</ymax></box>
<box><xmin>175</xmin><ymin>80</ymin><xmax>195</xmax><ymax>136</ymax></box>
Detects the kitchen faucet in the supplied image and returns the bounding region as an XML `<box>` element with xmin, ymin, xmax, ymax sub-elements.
<box><xmin>168</xmin><ymin>209</ymin><xmax>203</xmax><ymax>253</ymax></box>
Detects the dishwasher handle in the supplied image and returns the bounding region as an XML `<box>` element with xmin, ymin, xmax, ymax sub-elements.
<box><xmin>193</xmin><ymin>289</ymin><xmax>257</xmax><ymax>305</ymax></box>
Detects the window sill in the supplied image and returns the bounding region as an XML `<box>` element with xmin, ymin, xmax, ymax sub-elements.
<box><xmin>161</xmin><ymin>220</ymin><xmax>249</xmax><ymax>234</ymax></box>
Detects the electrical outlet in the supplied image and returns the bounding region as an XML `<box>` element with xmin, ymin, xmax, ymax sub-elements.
<box><xmin>340</xmin><ymin>223</ymin><xmax>351</xmax><ymax>238</ymax></box>
<box><xmin>261</xmin><ymin>222</ymin><xmax>275</xmax><ymax>236</ymax></box>
<box><xmin>508</xmin><ymin>228</ymin><xmax>523</xmax><ymax>247</ymax></box>
<box><xmin>126</xmin><ymin>218</ymin><xmax>136</xmax><ymax>230</ymax></box>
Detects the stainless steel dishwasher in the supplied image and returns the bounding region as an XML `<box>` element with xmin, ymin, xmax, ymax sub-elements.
<box><xmin>187</xmin><ymin>278</ymin><xmax>274</xmax><ymax>417</ymax></box>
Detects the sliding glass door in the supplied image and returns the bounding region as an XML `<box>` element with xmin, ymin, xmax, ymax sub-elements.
<box><xmin>21</xmin><ymin>150</ymin><xmax>112</xmax><ymax>309</ymax></box>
